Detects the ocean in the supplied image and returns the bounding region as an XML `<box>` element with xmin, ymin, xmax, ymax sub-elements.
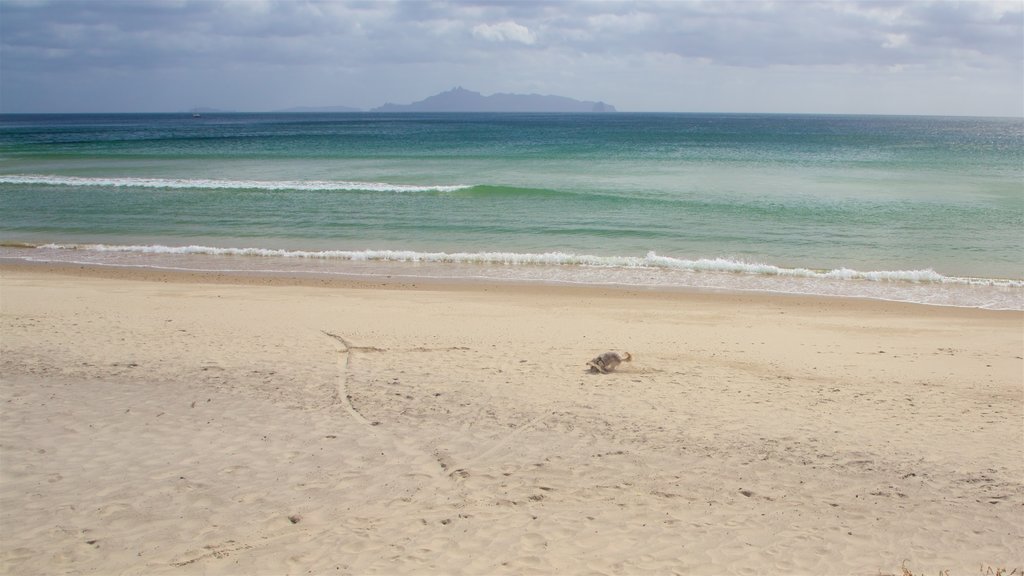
<box><xmin>1</xmin><ymin>112</ymin><xmax>1021</xmax><ymax>309</ymax></box>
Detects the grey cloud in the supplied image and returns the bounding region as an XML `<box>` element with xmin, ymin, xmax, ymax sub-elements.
<box><xmin>529</xmin><ymin>1</ymin><xmax>1022</xmax><ymax>69</ymax></box>
<box><xmin>5</xmin><ymin>1</ymin><xmax>1018</xmax><ymax>70</ymax></box>
<box><xmin>2</xmin><ymin>0</ymin><xmax>386</xmax><ymax>71</ymax></box>
<box><xmin>1</xmin><ymin>0</ymin><xmax>1020</xmax><ymax>114</ymax></box>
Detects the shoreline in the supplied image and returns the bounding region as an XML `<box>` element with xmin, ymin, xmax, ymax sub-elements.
<box><xmin>2</xmin><ymin>262</ymin><xmax>1021</xmax><ymax>574</ymax></box>
<box><xmin>3</xmin><ymin>235</ymin><xmax>1021</xmax><ymax>311</ymax></box>
<box><xmin>2</xmin><ymin>258</ymin><xmax>1019</xmax><ymax>319</ymax></box>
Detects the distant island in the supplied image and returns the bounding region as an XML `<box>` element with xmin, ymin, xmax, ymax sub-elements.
<box><xmin>187</xmin><ymin>88</ymin><xmax>617</xmax><ymax>114</ymax></box>
<box><xmin>372</xmin><ymin>87</ymin><xmax>616</xmax><ymax>113</ymax></box>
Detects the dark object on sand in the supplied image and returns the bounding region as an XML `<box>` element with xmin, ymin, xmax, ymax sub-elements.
<box><xmin>587</xmin><ymin>351</ymin><xmax>632</xmax><ymax>374</ymax></box>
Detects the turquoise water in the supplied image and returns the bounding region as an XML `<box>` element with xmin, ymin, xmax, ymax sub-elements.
<box><xmin>1</xmin><ymin>113</ymin><xmax>1021</xmax><ymax>308</ymax></box>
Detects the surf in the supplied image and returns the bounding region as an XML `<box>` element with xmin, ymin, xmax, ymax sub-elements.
<box><xmin>5</xmin><ymin>243</ymin><xmax>1020</xmax><ymax>310</ymax></box>
<box><xmin>0</xmin><ymin>174</ymin><xmax>472</xmax><ymax>193</ymax></box>
<box><xmin>26</xmin><ymin>243</ymin><xmax>1024</xmax><ymax>289</ymax></box>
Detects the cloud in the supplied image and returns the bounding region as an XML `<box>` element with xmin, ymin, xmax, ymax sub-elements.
<box><xmin>882</xmin><ymin>33</ymin><xmax>909</xmax><ymax>49</ymax></box>
<box><xmin>0</xmin><ymin>0</ymin><xmax>1020</xmax><ymax>115</ymax></box>
<box><xmin>471</xmin><ymin>21</ymin><xmax>536</xmax><ymax>45</ymax></box>
<box><xmin>4</xmin><ymin>1</ymin><xmax>1018</xmax><ymax>71</ymax></box>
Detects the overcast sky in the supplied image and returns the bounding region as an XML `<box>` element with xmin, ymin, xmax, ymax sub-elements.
<box><xmin>1</xmin><ymin>0</ymin><xmax>1021</xmax><ymax>116</ymax></box>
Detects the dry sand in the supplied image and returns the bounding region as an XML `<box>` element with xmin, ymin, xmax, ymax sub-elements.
<box><xmin>1</xmin><ymin>263</ymin><xmax>1021</xmax><ymax>575</ymax></box>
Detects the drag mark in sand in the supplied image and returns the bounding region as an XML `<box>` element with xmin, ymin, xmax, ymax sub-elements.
<box><xmin>169</xmin><ymin>540</ymin><xmax>253</xmax><ymax>567</ymax></box>
<box><xmin>322</xmin><ymin>330</ymin><xmax>463</xmax><ymax>488</ymax></box>
<box><xmin>319</xmin><ymin>330</ymin><xmax>552</xmax><ymax>483</ymax></box>
<box><xmin>320</xmin><ymin>330</ymin><xmax>470</xmax><ymax>430</ymax></box>
<box><xmin>321</xmin><ymin>330</ymin><xmax>382</xmax><ymax>427</ymax></box>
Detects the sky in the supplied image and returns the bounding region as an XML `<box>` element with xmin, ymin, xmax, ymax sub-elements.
<box><xmin>1</xmin><ymin>0</ymin><xmax>1021</xmax><ymax>116</ymax></box>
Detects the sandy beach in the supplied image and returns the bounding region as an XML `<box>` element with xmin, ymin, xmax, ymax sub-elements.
<box><xmin>1</xmin><ymin>263</ymin><xmax>1021</xmax><ymax>575</ymax></box>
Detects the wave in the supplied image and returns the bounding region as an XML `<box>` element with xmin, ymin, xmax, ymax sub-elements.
<box><xmin>0</xmin><ymin>174</ymin><xmax>472</xmax><ymax>193</ymax></box>
<box><xmin>30</xmin><ymin>243</ymin><xmax>1024</xmax><ymax>288</ymax></box>
<box><xmin>0</xmin><ymin>175</ymin><xmax>572</xmax><ymax>199</ymax></box>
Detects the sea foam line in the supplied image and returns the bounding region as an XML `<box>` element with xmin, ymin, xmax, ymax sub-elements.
<box><xmin>0</xmin><ymin>174</ymin><xmax>471</xmax><ymax>193</ymax></box>
<box><xmin>34</xmin><ymin>243</ymin><xmax>1024</xmax><ymax>288</ymax></box>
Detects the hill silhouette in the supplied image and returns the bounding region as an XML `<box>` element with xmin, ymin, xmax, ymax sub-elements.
<box><xmin>373</xmin><ymin>87</ymin><xmax>616</xmax><ymax>113</ymax></box>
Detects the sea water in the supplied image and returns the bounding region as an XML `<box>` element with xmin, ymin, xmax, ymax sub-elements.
<box><xmin>1</xmin><ymin>112</ymin><xmax>1021</xmax><ymax>309</ymax></box>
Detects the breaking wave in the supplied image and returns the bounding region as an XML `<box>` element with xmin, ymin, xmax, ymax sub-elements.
<box><xmin>0</xmin><ymin>175</ymin><xmax>472</xmax><ymax>193</ymax></box>
<box><xmin>30</xmin><ymin>243</ymin><xmax>1024</xmax><ymax>288</ymax></box>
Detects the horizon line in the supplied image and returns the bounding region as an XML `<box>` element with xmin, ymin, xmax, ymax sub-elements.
<box><xmin>2</xmin><ymin>110</ymin><xmax>1022</xmax><ymax>120</ymax></box>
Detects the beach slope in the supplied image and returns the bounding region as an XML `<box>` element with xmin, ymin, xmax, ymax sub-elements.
<box><xmin>1</xmin><ymin>266</ymin><xmax>1021</xmax><ymax>575</ymax></box>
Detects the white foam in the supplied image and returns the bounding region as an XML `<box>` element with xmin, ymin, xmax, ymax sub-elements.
<box><xmin>34</xmin><ymin>243</ymin><xmax>1024</xmax><ymax>289</ymax></box>
<box><xmin>0</xmin><ymin>175</ymin><xmax>471</xmax><ymax>193</ymax></box>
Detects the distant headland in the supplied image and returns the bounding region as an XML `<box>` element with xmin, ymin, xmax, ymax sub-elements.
<box><xmin>370</xmin><ymin>87</ymin><xmax>616</xmax><ymax>113</ymax></box>
<box><xmin>193</xmin><ymin>87</ymin><xmax>617</xmax><ymax>114</ymax></box>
